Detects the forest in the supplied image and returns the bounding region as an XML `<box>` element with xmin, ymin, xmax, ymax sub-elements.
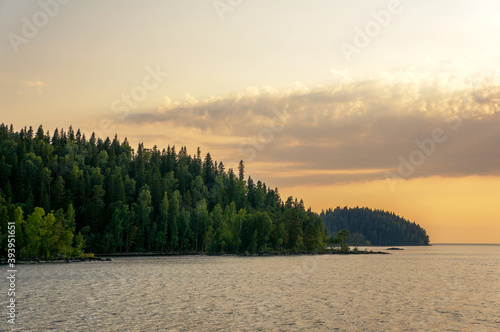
<box><xmin>321</xmin><ymin>207</ymin><xmax>430</xmax><ymax>246</ymax></box>
<box><xmin>0</xmin><ymin>124</ymin><xmax>327</xmax><ymax>259</ymax></box>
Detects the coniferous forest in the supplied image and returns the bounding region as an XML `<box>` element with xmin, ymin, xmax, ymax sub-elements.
<box><xmin>0</xmin><ymin>124</ymin><xmax>327</xmax><ymax>259</ymax></box>
<box><xmin>321</xmin><ymin>207</ymin><xmax>430</xmax><ymax>246</ymax></box>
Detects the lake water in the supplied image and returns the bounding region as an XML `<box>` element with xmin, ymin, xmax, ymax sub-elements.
<box><xmin>3</xmin><ymin>245</ymin><xmax>499</xmax><ymax>331</ymax></box>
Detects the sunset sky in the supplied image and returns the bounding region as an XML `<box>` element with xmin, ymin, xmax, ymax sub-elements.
<box><xmin>2</xmin><ymin>0</ymin><xmax>500</xmax><ymax>243</ymax></box>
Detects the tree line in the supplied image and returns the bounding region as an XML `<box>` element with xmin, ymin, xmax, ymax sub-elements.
<box><xmin>321</xmin><ymin>206</ymin><xmax>430</xmax><ymax>246</ymax></box>
<box><xmin>0</xmin><ymin>124</ymin><xmax>326</xmax><ymax>259</ymax></box>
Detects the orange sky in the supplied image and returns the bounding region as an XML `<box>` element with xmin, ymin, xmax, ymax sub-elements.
<box><xmin>276</xmin><ymin>176</ymin><xmax>500</xmax><ymax>244</ymax></box>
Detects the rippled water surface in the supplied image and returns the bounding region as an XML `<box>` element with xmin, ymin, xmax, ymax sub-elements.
<box><xmin>4</xmin><ymin>245</ymin><xmax>500</xmax><ymax>331</ymax></box>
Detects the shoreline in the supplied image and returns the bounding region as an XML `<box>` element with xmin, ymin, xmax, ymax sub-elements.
<box><xmin>1</xmin><ymin>249</ymin><xmax>391</xmax><ymax>265</ymax></box>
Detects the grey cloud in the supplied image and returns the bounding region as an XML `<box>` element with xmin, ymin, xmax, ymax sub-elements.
<box><xmin>125</xmin><ymin>75</ymin><xmax>500</xmax><ymax>185</ymax></box>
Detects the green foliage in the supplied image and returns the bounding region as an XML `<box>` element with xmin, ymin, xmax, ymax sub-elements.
<box><xmin>135</xmin><ymin>185</ymin><xmax>153</xmax><ymax>251</ymax></box>
<box><xmin>240</xmin><ymin>211</ymin><xmax>273</xmax><ymax>253</ymax></box>
<box><xmin>23</xmin><ymin>207</ymin><xmax>45</xmax><ymax>258</ymax></box>
<box><xmin>336</xmin><ymin>230</ymin><xmax>350</xmax><ymax>252</ymax></box>
<box><xmin>321</xmin><ymin>207</ymin><xmax>430</xmax><ymax>246</ymax></box>
<box><xmin>0</xmin><ymin>123</ymin><xmax>328</xmax><ymax>257</ymax></box>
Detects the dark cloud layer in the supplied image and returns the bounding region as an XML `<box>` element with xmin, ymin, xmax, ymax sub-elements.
<box><xmin>126</xmin><ymin>71</ymin><xmax>500</xmax><ymax>185</ymax></box>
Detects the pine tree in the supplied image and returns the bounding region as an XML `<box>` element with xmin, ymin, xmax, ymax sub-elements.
<box><xmin>135</xmin><ymin>185</ymin><xmax>153</xmax><ymax>251</ymax></box>
<box><xmin>238</xmin><ymin>160</ymin><xmax>245</xmax><ymax>181</ymax></box>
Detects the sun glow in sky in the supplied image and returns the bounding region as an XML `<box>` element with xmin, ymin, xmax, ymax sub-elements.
<box><xmin>2</xmin><ymin>0</ymin><xmax>500</xmax><ymax>243</ymax></box>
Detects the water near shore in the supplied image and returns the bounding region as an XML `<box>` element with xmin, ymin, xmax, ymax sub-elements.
<box><xmin>4</xmin><ymin>245</ymin><xmax>499</xmax><ymax>331</ymax></box>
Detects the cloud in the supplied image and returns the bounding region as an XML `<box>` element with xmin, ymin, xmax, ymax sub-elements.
<box><xmin>330</xmin><ymin>68</ymin><xmax>353</xmax><ymax>85</ymax></box>
<box><xmin>23</xmin><ymin>80</ymin><xmax>46</xmax><ymax>94</ymax></box>
<box><xmin>124</xmin><ymin>64</ymin><xmax>500</xmax><ymax>186</ymax></box>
